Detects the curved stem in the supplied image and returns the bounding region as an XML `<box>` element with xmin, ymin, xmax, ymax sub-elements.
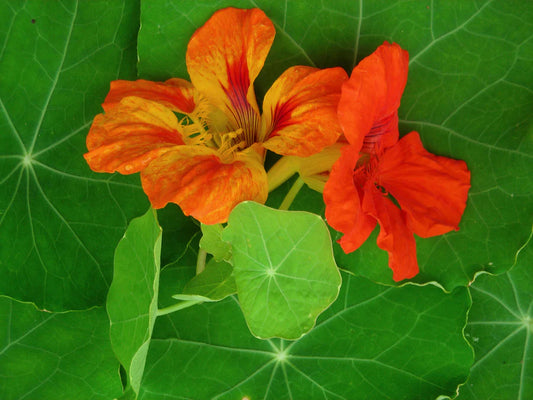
<box><xmin>279</xmin><ymin>177</ymin><xmax>305</xmax><ymax>211</ymax></box>
<box><xmin>196</xmin><ymin>248</ymin><xmax>207</xmax><ymax>275</ymax></box>
<box><xmin>156</xmin><ymin>300</ymin><xmax>202</xmax><ymax>316</ymax></box>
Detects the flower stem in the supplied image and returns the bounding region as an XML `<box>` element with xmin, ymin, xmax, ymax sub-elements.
<box><xmin>279</xmin><ymin>177</ymin><xmax>305</xmax><ymax>211</ymax></box>
<box><xmin>266</xmin><ymin>156</ymin><xmax>299</xmax><ymax>192</ymax></box>
<box><xmin>196</xmin><ymin>248</ymin><xmax>207</xmax><ymax>275</ymax></box>
<box><xmin>156</xmin><ymin>300</ymin><xmax>202</xmax><ymax>316</ymax></box>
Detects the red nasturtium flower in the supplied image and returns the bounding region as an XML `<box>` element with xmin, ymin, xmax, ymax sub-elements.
<box><xmin>324</xmin><ymin>42</ymin><xmax>471</xmax><ymax>281</ymax></box>
<box><xmin>84</xmin><ymin>8</ymin><xmax>347</xmax><ymax>224</ymax></box>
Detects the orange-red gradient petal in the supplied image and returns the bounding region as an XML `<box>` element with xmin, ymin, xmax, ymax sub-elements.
<box><xmin>378</xmin><ymin>131</ymin><xmax>471</xmax><ymax>238</ymax></box>
<box><xmin>362</xmin><ymin>182</ymin><xmax>419</xmax><ymax>281</ymax></box>
<box><xmin>84</xmin><ymin>97</ymin><xmax>184</xmax><ymax>174</ymax></box>
<box><xmin>338</xmin><ymin>41</ymin><xmax>409</xmax><ymax>152</ymax></box>
<box><xmin>141</xmin><ymin>146</ymin><xmax>268</xmax><ymax>224</ymax></box>
<box><xmin>324</xmin><ymin>145</ymin><xmax>376</xmax><ymax>253</ymax></box>
<box><xmin>103</xmin><ymin>79</ymin><xmax>196</xmax><ymax>114</ymax></box>
<box><xmin>186</xmin><ymin>8</ymin><xmax>275</xmax><ymax>120</ymax></box>
<box><xmin>262</xmin><ymin>66</ymin><xmax>348</xmax><ymax>156</ymax></box>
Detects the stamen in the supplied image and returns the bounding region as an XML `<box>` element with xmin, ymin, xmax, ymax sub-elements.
<box><xmin>216</xmin><ymin>128</ymin><xmax>246</xmax><ymax>162</ymax></box>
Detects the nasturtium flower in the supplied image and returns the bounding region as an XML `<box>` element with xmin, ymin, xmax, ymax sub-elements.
<box><xmin>84</xmin><ymin>8</ymin><xmax>347</xmax><ymax>224</ymax></box>
<box><xmin>324</xmin><ymin>42</ymin><xmax>471</xmax><ymax>281</ymax></box>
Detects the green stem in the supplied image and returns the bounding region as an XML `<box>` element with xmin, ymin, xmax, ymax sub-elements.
<box><xmin>279</xmin><ymin>177</ymin><xmax>305</xmax><ymax>211</ymax></box>
<box><xmin>156</xmin><ymin>300</ymin><xmax>202</xmax><ymax>317</ymax></box>
<box><xmin>196</xmin><ymin>248</ymin><xmax>207</xmax><ymax>275</ymax></box>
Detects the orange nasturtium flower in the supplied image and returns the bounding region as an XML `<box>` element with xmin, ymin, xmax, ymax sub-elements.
<box><xmin>324</xmin><ymin>42</ymin><xmax>471</xmax><ymax>281</ymax></box>
<box><xmin>84</xmin><ymin>8</ymin><xmax>347</xmax><ymax>224</ymax></box>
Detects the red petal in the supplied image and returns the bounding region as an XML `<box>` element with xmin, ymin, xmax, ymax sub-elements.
<box><xmin>103</xmin><ymin>79</ymin><xmax>196</xmax><ymax>114</ymax></box>
<box><xmin>378</xmin><ymin>132</ymin><xmax>471</xmax><ymax>238</ymax></box>
<box><xmin>186</xmin><ymin>8</ymin><xmax>274</xmax><ymax>124</ymax></box>
<box><xmin>84</xmin><ymin>97</ymin><xmax>184</xmax><ymax>174</ymax></box>
<box><xmin>338</xmin><ymin>41</ymin><xmax>409</xmax><ymax>152</ymax></box>
<box><xmin>262</xmin><ymin>66</ymin><xmax>347</xmax><ymax>156</ymax></box>
<box><xmin>362</xmin><ymin>182</ymin><xmax>419</xmax><ymax>281</ymax></box>
<box><xmin>324</xmin><ymin>145</ymin><xmax>376</xmax><ymax>253</ymax></box>
<box><xmin>141</xmin><ymin>146</ymin><xmax>268</xmax><ymax>224</ymax></box>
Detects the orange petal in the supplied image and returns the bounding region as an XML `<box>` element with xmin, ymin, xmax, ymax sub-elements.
<box><xmin>186</xmin><ymin>8</ymin><xmax>274</xmax><ymax>124</ymax></box>
<box><xmin>362</xmin><ymin>182</ymin><xmax>419</xmax><ymax>281</ymax></box>
<box><xmin>84</xmin><ymin>97</ymin><xmax>184</xmax><ymax>174</ymax></box>
<box><xmin>324</xmin><ymin>145</ymin><xmax>376</xmax><ymax>253</ymax></box>
<box><xmin>378</xmin><ymin>131</ymin><xmax>471</xmax><ymax>238</ymax></box>
<box><xmin>338</xmin><ymin>41</ymin><xmax>408</xmax><ymax>152</ymax></box>
<box><xmin>102</xmin><ymin>79</ymin><xmax>197</xmax><ymax>114</ymax></box>
<box><xmin>262</xmin><ymin>66</ymin><xmax>348</xmax><ymax>156</ymax></box>
<box><xmin>141</xmin><ymin>146</ymin><xmax>268</xmax><ymax>224</ymax></box>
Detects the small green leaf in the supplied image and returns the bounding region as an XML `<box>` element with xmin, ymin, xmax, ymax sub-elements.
<box><xmin>222</xmin><ymin>202</ymin><xmax>341</xmax><ymax>339</ymax></box>
<box><xmin>458</xmin><ymin>229</ymin><xmax>533</xmax><ymax>399</ymax></box>
<box><xmin>107</xmin><ymin>208</ymin><xmax>162</xmax><ymax>395</ymax></box>
<box><xmin>200</xmin><ymin>223</ymin><xmax>232</xmax><ymax>261</ymax></box>
<box><xmin>0</xmin><ymin>296</ymin><xmax>122</xmax><ymax>400</ymax></box>
<box><xmin>174</xmin><ymin>259</ymin><xmax>236</xmax><ymax>302</ymax></box>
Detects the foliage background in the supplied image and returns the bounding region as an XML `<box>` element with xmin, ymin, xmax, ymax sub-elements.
<box><xmin>0</xmin><ymin>0</ymin><xmax>531</xmax><ymax>399</ymax></box>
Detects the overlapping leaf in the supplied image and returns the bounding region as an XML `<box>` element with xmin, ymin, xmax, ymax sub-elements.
<box><xmin>0</xmin><ymin>296</ymin><xmax>122</xmax><ymax>400</ymax></box>
<box><xmin>0</xmin><ymin>0</ymin><xmax>147</xmax><ymax>311</ymax></box>
<box><xmin>107</xmin><ymin>208</ymin><xmax>162</xmax><ymax>395</ymax></box>
<box><xmin>457</xmin><ymin>230</ymin><xmax>532</xmax><ymax>399</ymax></box>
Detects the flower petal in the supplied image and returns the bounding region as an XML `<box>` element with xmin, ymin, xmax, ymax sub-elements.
<box><xmin>262</xmin><ymin>66</ymin><xmax>348</xmax><ymax>156</ymax></box>
<box><xmin>103</xmin><ymin>79</ymin><xmax>196</xmax><ymax>114</ymax></box>
<box><xmin>378</xmin><ymin>131</ymin><xmax>471</xmax><ymax>238</ymax></box>
<box><xmin>186</xmin><ymin>8</ymin><xmax>274</xmax><ymax>123</ymax></box>
<box><xmin>141</xmin><ymin>145</ymin><xmax>268</xmax><ymax>224</ymax></box>
<box><xmin>324</xmin><ymin>145</ymin><xmax>376</xmax><ymax>253</ymax></box>
<box><xmin>338</xmin><ymin>41</ymin><xmax>409</xmax><ymax>152</ymax></box>
<box><xmin>84</xmin><ymin>97</ymin><xmax>184</xmax><ymax>174</ymax></box>
<box><xmin>362</xmin><ymin>182</ymin><xmax>419</xmax><ymax>281</ymax></box>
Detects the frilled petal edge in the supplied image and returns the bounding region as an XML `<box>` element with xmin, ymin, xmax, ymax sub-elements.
<box><xmin>362</xmin><ymin>182</ymin><xmax>419</xmax><ymax>281</ymax></box>
<box><xmin>262</xmin><ymin>66</ymin><xmax>347</xmax><ymax>156</ymax></box>
<box><xmin>378</xmin><ymin>131</ymin><xmax>471</xmax><ymax>238</ymax></box>
<box><xmin>324</xmin><ymin>145</ymin><xmax>376</xmax><ymax>253</ymax></box>
<box><xmin>140</xmin><ymin>145</ymin><xmax>268</xmax><ymax>224</ymax></box>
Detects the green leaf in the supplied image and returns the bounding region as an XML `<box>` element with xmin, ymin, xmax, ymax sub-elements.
<box><xmin>0</xmin><ymin>296</ymin><xmax>122</xmax><ymax>400</ymax></box>
<box><xmin>222</xmin><ymin>202</ymin><xmax>342</xmax><ymax>339</ymax></box>
<box><xmin>457</xmin><ymin>228</ymin><xmax>533</xmax><ymax>399</ymax></box>
<box><xmin>0</xmin><ymin>0</ymin><xmax>146</xmax><ymax>311</ymax></box>
<box><xmin>137</xmin><ymin>0</ymin><xmax>533</xmax><ymax>290</ymax></box>
<box><xmin>200</xmin><ymin>223</ymin><xmax>232</xmax><ymax>261</ymax></box>
<box><xmin>107</xmin><ymin>208</ymin><xmax>162</xmax><ymax>395</ymax></box>
<box><xmin>174</xmin><ymin>258</ymin><xmax>236</xmax><ymax>302</ymax></box>
<box><xmin>140</xmin><ymin>272</ymin><xmax>473</xmax><ymax>399</ymax></box>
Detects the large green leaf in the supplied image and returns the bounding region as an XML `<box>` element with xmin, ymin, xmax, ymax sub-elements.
<box><xmin>457</xmin><ymin>229</ymin><xmax>533</xmax><ymax>399</ymax></box>
<box><xmin>0</xmin><ymin>0</ymin><xmax>146</xmax><ymax>311</ymax></box>
<box><xmin>137</xmin><ymin>0</ymin><xmax>533</xmax><ymax>290</ymax></box>
<box><xmin>107</xmin><ymin>208</ymin><xmax>162</xmax><ymax>395</ymax></box>
<box><xmin>0</xmin><ymin>296</ymin><xmax>122</xmax><ymax>400</ymax></box>
<box><xmin>140</xmin><ymin>269</ymin><xmax>473</xmax><ymax>399</ymax></box>
<box><xmin>222</xmin><ymin>202</ymin><xmax>341</xmax><ymax>340</ymax></box>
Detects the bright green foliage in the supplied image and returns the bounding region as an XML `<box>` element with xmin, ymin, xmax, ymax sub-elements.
<box><xmin>140</xmin><ymin>271</ymin><xmax>473</xmax><ymax>399</ymax></box>
<box><xmin>223</xmin><ymin>202</ymin><xmax>341</xmax><ymax>339</ymax></box>
<box><xmin>107</xmin><ymin>208</ymin><xmax>162</xmax><ymax>395</ymax></box>
<box><xmin>0</xmin><ymin>296</ymin><xmax>122</xmax><ymax>400</ymax></box>
<box><xmin>200</xmin><ymin>223</ymin><xmax>232</xmax><ymax>262</ymax></box>
<box><xmin>458</xmin><ymin>231</ymin><xmax>533</xmax><ymax>399</ymax></box>
<box><xmin>176</xmin><ymin>259</ymin><xmax>236</xmax><ymax>301</ymax></box>
<box><xmin>0</xmin><ymin>0</ymin><xmax>146</xmax><ymax>311</ymax></box>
